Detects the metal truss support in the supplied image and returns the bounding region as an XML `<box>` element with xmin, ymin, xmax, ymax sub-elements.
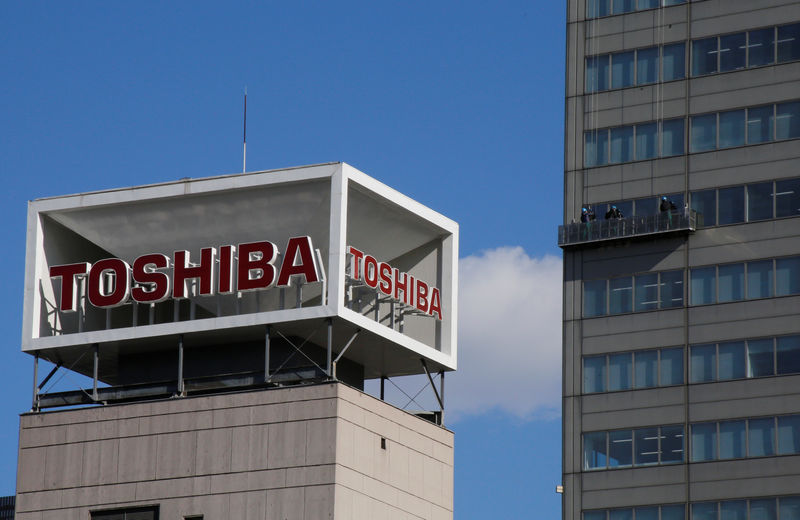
<box><xmin>92</xmin><ymin>344</ymin><xmax>99</xmax><ymax>401</ymax></box>
<box><xmin>264</xmin><ymin>325</ymin><xmax>271</xmax><ymax>383</ymax></box>
<box><xmin>332</xmin><ymin>329</ymin><xmax>360</xmax><ymax>380</ymax></box>
<box><xmin>420</xmin><ymin>359</ymin><xmax>445</xmax><ymax>427</ymax></box>
<box><xmin>32</xmin><ymin>353</ymin><xmax>39</xmax><ymax>412</ymax></box>
<box><xmin>326</xmin><ymin>318</ymin><xmax>333</xmax><ymax>377</ymax></box>
<box><xmin>177</xmin><ymin>334</ymin><xmax>185</xmax><ymax>396</ymax></box>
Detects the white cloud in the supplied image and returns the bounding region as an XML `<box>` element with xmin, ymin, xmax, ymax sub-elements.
<box><xmin>447</xmin><ymin>247</ymin><xmax>562</xmax><ymax>420</ymax></box>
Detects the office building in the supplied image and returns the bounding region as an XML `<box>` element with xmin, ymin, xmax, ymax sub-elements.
<box><xmin>562</xmin><ymin>2</ymin><xmax>800</xmax><ymax>520</ymax></box>
<box><xmin>17</xmin><ymin>163</ymin><xmax>457</xmax><ymax>519</ymax></box>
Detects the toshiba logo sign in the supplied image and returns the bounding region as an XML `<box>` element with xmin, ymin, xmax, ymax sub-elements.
<box><xmin>49</xmin><ymin>237</ymin><xmax>321</xmax><ymax>312</ymax></box>
<box><xmin>348</xmin><ymin>246</ymin><xmax>443</xmax><ymax>321</ymax></box>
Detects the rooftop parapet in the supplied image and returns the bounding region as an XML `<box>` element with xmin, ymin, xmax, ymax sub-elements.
<box><xmin>558</xmin><ymin>209</ymin><xmax>697</xmax><ymax>249</ymax></box>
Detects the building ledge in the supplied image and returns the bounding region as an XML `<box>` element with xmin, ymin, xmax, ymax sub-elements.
<box><xmin>558</xmin><ymin>210</ymin><xmax>697</xmax><ymax>249</ymax></box>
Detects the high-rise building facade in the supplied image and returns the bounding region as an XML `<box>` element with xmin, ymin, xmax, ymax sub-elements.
<box><xmin>562</xmin><ymin>2</ymin><xmax>800</xmax><ymax>520</ymax></box>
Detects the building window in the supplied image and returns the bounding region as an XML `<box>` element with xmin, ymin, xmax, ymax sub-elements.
<box><xmin>584</xmin><ymin>425</ymin><xmax>684</xmax><ymax>470</ymax></box>
<box><xmin>747</xmin><ymin>105</ymin><xmax>774</xmax><ymax>143</ymax></box>
<box><xmin>689</xmin><ymin>335</ymin><xmax>800</xmax><ymax>383</ymax></box>
<box><xmin>663</xmin><ymin>43</ymin><xmax>686</xmax><ymax>81</ymax></box>
<box><xmin>586</xmin><ymin>0</ymin><xmax>686</xmax><ymax>19</ymax></box>
<box><xmin>690</xmin><ymin>114</ymin><xmax>717</xmax><ymax>152</ymax></box>
<box><xmin>584</xmin><ymin>269</ymin><xmax>685</xmax><ymax>318</ymax></box>
<box><xmin>718</xmin><ymin>109</ymin><xmax>745</xmax><ymax>148</ymax></box>
<box><xmin>746</xmin><ymin>182</ymin><xmax>774</xmax><ymax>221</ymax></box>
<box><xmin>775</xmin><ymin>178</ymin><xmax>800</xmax><ymax>217</ymax></box>
<box><xmin>586</xmin><ymin>43</ymin><xmax>686</xmax><ymax>93</ymax></box>
<box><xmin>690</xmin><ymin>23</ymin><xmax>800</xmax><ymax>79</ymax></box>
<box><xmin>690</xmin><ymin>256</ymin><xmax>800</xmax><ymax>305</ymax></box>
<box><xmin>584</xmin><ymin>505</ymin><xmax>685</xmax><ymax>520</ymax></box>
<box><xmin>776</xmin><ymin>101</ymin><xmax>800</xmax><ymax>139</ymax></box>
<box><xmin>583</xmin><ymin>347</ymin><xmax>684</xmax><ymax>394</ymax></box>
<box><xmin>690</xmin><ymin>414</ymin><xmax>800</xmax><ymax>462</ymax></box>
<box><xmin>777</xmin><ymin>23</ymin><xmax>800</xmax><ymax>62</ymax></box>
<box><xmin>91</xmin><ymin>506</ymin><xmax>159</xmax><ymax>520</ymax></box>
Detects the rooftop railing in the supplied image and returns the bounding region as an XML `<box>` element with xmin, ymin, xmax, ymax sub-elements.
<box><xmin>558</xmin><ymin>209</ymin><xmax>697</xmax><ymax>248</ymax></box>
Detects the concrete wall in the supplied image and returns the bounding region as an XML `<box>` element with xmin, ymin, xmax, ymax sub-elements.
<box><xmin>15</xmin><ymin>383</ymin><xmax>453</xmax><ymax>520</ymax></box>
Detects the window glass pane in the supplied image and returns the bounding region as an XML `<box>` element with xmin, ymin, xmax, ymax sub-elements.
<box><xmin>748</xmin><ymin>338</ymin><xmax>775</xmax><ymax>377</ymax></box>
<box><xmin>661</xmin><ymin>425</ymin><xmax>685</xmax><ymax>463</ymax></box>
<box><xmin>634</xmin><ymin>427</ymin><xmax>659</xmax><ymax>465</ymax></box>
<box><xmin>747</xmin><ymin>105</ymin><xmax>774</xmax><ymax>144</ymax></box>
<box><xmin>660</xmin><ymin>348</ymin><xmax>684</xmax><ymax>385</ymax></box>
<box><xmin>608</xmin><ymin>429</ymin><xmax>633</xmax><ymax>467</ymax></box>
<box><xmin>661</xmin><ymin>118</ymin><xmax>685</xmax><ymax>157</ymax></box>
<box><xmin>691</xmin><ymin>422</ymin><xmax>717</xmax><ymax>461</ymax></box>
<box><xmin>747</xmin><ymin>182</ymin><xmax>774</xmax><ymax>221</ymax></box>
<box><xmin>718</xmin><ymin>186</ymin><xmax>745</xmax><ymax>225</ymax></box>
<box><xmin>779</xmin><ymin>497</ymin><xmax>800</xmax><ymax>520</ymax></box>
<box><xmin>775</xmin><ymin>178</ymin><xmax>800</xmax><ymax>217</ymax></box>
<box><xmin>662</xmin><ymin>0</ymin><xmax>686</xmax><ymax>5</ymax></box>
<box><xmin>777</xmin><ymin>415</ymin><xmax>800</xmax><ymax>454</ymax></box>
<box><xmin>585</xmin><ymin>279</ymin><xmax>607</xmax><ymax>317</ymax></box>
<box><xmin>748</xmin><ymin>418</ymin><xmax>776</xmax><ymax>457</ymax></box>
<box><xmin>585</xmin><ymin>132</ymin><xmax>598</xmax><ymax>168</ymax></box>
<box><xmin>637</xmin><ymin>47</ymin><xmax>659</xmax><ymax>84</ymax></box>
<box><xmin>609</xmin><ymin>277</ymin><xmax>633</xmax><ymax>314</ymax></box>
<box><xmin>610</xmin><ymin>126</ymin><xmax>634</xmax><ymax>163</ymax></box>
<box><xmin>690</xmin><ymin>344</ymin><xmax>716</xmax><ymax>383</ymax></box>
<box><xmin>690</xmin><ymin>266</ymin><xmax>716</xmax><ymax>305</ymax></box>
<box><xmin>584</xmin><ymin>356</ymin><xmax>607</xmax><ymax>393</ymax></box>
<box><xmin>748</xmin><ymin>28</ymin><xmax>776</xmax><ymax>67</ymax></box>
<box><xmin>663</xmin><ymin>43</ymin><xmax>686</xmax><ymax>81</ymax></box>
<box><xmin>718</xmin><ymin>110</ymin><xmax>745</xmax><ymax>148</ymax></box>
<box><xmin>585</xmin><ymin>130</ymin><xmax>609</xmax><ymax>168</ymax></box>
<box><xmin>585</xmin><ymin>512</ymin><xmax>607</xmax><ymax>520</ymax></box>
<box><xmin>637</xmin><ymin>0</ymin><xmax>659</xmax><ymax>8</ymax></box>
<box><xmin>609</xmin><ymin>510</ymin><xmax>632</xmax><ymax>520</ymax></box>
<box><xmin>718</xmin><ymin>263</ymin><xmax>744</xmax><ymax>302</ymax></box>
<box><xmin>720</xmin><ymin>500</ymin><xmax>747</xmax><ymax>520</ymax></box>
<box><xmin>611</xmin><ymin>52</ymin><xmax>635</xmax><ymax>89</ymax></box>
<box><xmin>635</xmin><ymin>507</ymin><xmax>659</xmax><ymax>520</ymax></box>
<box><xmin>587</xmin><ymin>0</ymin><xmax>611</xmax><ymax>18</ymax></box>
<box><xmin>777</xmin><ymin>335</ymin><xmax>800</xmax><ymax>375</ymax></box>
<box><xmin>634</xmin><ymin>350</ymin><xmax>658</xmax><ymax>388</ymax></box>
<box><xmin>748</xmin><ymin>260</ymin><xmax>774</xmax><ymax>299</ymax></box>
<box><xmin>718</xmin><ymin>420</ymin><xmax>746</xmax><ymax>459</ymax></box>
<box><xmin>660</xmin><ymin>269</ymin><xmax>684</xmax><ymax>308</ymax></box>
<box><xmin>776</xmin><ymin>257</ymin><xmax>800</xmax><ymax>295</ymax></box>
<box><xmin>719</xmin><ymin>33</ymin><xmax>746</xmax><ymax>72</ymax></box>
<box><xmin>692</xmin><ymin>37</ymin><xmax>718</xmax><ymax>76</ymax></box>
<box><xmin>586</xmin><ymin>55</ymin><xmax>610</xmax><ymax>93</ymax></box>
<box><xmin>635</xmin><ymin>197</ymin><xmax>659</xmax><ymax>216</ymax></box>
<box><xmin>692</xmin><ymin>503</ymin><xmax>718</xmax><ymax>520</ymax></box>
<box><xmin>718</xmin><ymin>341</ymin><xmax>745</xmax><ymax>380</ymax></box>
<box><xmin>750</xmin><ymin>500</ymin><xmax>776</xmax><ymax>520</ymax></box>
<box><xmin>662</xmin><ymin>505</ymin><xmax>686</xmax><ymax>520</ymax></box>
<box><xmin>777</xmin><ymin>23</ymin><xmax>800</xmax><ymax>62</ymax></box>
<box><xmin>776</xmin><ymin>101</ymin><xmax>800</xmax><ymax>140</ymax></box>
<box><xmin>636</xmin><ymin>122</ymin><xmax>658</xmax><ymax>160</ymax></box>
<box><xmin>608</xmin><ymin>353</ymin><xmax>632</xmax><ymax>391</ymax></box>
<box><xmin>584</xmin><ymin>431</ymin><xmax>608</xmax><ymax>469</ymax></box>
<box><xmin>611</xmin><ymin>0</ymin><xmax>635</xmax><ymax>14</ymax></box>
<box><xmin>691</xmin><ymin>189</ymin><xmax>717</xmax><ymax>228</ymax></box>
<box><xmin>691</xmin><ymin>114</ymin><xmax>717</xmax><ymax>152</ymax></box>
<box><xmin>634</xmin><ymin>273</ymin><xmax>659</xmax><ymax>311</ymax></box>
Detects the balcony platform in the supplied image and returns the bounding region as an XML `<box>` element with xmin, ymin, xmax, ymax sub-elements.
<box><xmin>558</xmin><ymin>210</ymin><xmax>696</xmax><ymax>249</ymax></box>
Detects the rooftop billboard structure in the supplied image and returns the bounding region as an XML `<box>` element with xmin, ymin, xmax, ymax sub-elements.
<box><xmin>22</xmin><ymin>162</ymin><xmax>458</xmax><ymax>396</ymax></box>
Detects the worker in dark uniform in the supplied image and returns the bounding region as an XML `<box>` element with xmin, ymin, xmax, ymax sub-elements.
<box><xmin>605</xmin><ymin>205</ymin><xmax>623</xmax><ymax>219</ymax></box>
<box><xmin>660</xmin><ymin>196</ymin><xmax>677</xmax><ymax>228</ymax></box>
<box><xmin>581</xmin><ymin>207</ymin><xmax>589</xmax><ymax>223</ymax></box>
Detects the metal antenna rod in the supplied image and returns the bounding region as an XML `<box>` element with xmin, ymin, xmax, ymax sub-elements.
<box><xmin>242</xmin><ymin>86</ymin><xmax>247</xmax><ymax>173</ymax></box>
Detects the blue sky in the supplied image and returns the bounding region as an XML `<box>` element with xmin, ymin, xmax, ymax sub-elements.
<box><xmin>0</xmin><ymin>2</ymin><xmax>566</xmax><ymax>517</ymax></box>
